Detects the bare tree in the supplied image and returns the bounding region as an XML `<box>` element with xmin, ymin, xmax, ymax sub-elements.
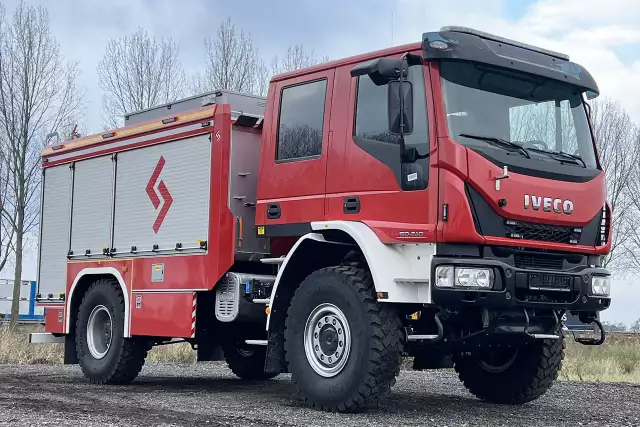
<box><xmin>98</xmin><ymin>27</ymin><xmax>187</xmax><ymax>129</ymax></box>
<box><xmin>272</xmin><ymin>44</ymin><xmax>329</xmax><ymax>75</ymax></box>
<box><xmin>192</xmin><ymin>18</ymin><xmax>267</xmax><ymax>96</ymax></box>
<box><xmin>0</xmin><ymin>144</ymin><xmax>15</xmax><ymax>274</ymax></box>
<box><xmin>0</xmin><ymin>2</ymin><xmax>83</xmax><ymax>327</ymax></box>
<box><xmin>589</xmin><ymin>98</ymin><xmax>640</xmax><ymax>271</ymax></box>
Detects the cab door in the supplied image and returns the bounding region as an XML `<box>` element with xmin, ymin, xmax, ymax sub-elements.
<box><xmin>256</xmin><ymin>69</ymin><xmax>335</xmax><ymax>236</ymax></box>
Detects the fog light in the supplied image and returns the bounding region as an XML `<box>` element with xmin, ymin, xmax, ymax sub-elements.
<box><xmin>591</xmin><ymin>276</ymin><xmax>611</xmax><ymax>296</ymax></box>
<box><xmin>435</xmin><ymin>266</ymin><xmax>454</xmax><ymax>288</ymax></box>
<box><xmin>455</xmin><ymin>268</ymin><xmax>493</xmax><ymax>289</ymax></box>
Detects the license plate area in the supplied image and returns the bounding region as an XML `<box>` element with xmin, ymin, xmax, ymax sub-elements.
<box><xmin>528</xmin><ymin>273</ymin><xmax>571</xmax><ymax>292</ymax></box>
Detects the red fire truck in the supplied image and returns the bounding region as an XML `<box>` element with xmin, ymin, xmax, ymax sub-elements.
<box><xmin>31</xmin><ymin>26</ymin><xmax>611</xmax><ymax>412</ymax></box>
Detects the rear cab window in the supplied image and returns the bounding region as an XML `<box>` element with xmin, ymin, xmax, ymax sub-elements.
<box><xmin>276</xmin><ymin>79</ymin><xmax>328</xmax><ymax>162</ymax></box>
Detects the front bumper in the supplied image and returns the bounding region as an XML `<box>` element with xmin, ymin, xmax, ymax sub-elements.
<box><xmin>431</xmin><ymin>255</ymin><xmax>611</xmax><ymax>312</ymax></box>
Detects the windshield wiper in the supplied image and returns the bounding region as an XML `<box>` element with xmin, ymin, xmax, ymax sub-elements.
<box><xmin>527</xmin><ymin>147</ymin><xmax>586</xmax><ymax>168</ymax></box>
<box><xmin>458</xmin><ymin>133</ymin><xmax>530</xmax><ymax>158</ymax></box>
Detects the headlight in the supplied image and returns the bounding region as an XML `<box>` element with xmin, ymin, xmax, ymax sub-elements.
<box><xmin>591</xmin><ymin>276</ymin><xmax>611</xmax><ymax>296</ymax></box>
<box><xmin>435</xmin><ymin>266</ymin><xmax>454</xmax><ymax>288</ymax></box>
<box><xmin>435</xmin><ymin>266</ymin><xmax>494</xmax><ymax>289</ymax></box>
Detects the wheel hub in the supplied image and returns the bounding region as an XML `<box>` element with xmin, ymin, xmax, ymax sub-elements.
<box><xmin>304</xmin><ymin>303</ymin><xmax>351</xmax><ymax>378</ymax></box>
<box><xmin>87</xmin><ymin>305</ymin><xmax>113</xmax><ymax>360</ymax></box>
<box><xmin>476</xmin><ymin>345</ymin><xmax>519</xmax><ymax>373</ymax></box>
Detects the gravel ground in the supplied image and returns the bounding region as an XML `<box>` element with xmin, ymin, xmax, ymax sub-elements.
<box><xmin>0</xmin><ymin>363</ymin><xmax>639</xmax><ymax>427</ymax></box>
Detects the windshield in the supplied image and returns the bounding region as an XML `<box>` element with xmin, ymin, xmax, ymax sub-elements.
<box><xmin>440</xmin><ymin>61</ymin><xmax>598</xmax><ymax>169</ymax></box>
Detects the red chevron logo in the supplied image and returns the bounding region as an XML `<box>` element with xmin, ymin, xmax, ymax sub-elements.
<box><xmin>146</xmin><ymin>156</ymin><xmax>173</xmax><ymax>234</ymax></box>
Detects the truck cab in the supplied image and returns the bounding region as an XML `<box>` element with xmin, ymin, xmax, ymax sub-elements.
<box><xmin>255</xmin><ymin>26</ymin><xmax>610</xmax><ymax>408</ymax></box>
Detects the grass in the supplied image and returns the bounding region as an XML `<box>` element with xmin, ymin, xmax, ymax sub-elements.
<box><xmin>0</xmin><ymin>325</ymin><xmax>196</xmax><ymax>365</ymax></box>
<box><xmin>560</xmin><ymin>333</ymin><xmax>640</xmax><ymax>383</ymax></box>
<box><xmin>1</xmin><ymin>326</ymin><xmax>639</xmax><ymax>383</ymax></box>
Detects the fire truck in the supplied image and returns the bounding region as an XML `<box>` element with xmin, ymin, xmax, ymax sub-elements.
<box><xmin>30</xmin><ymin>26</ymin><xmax>611</xmax><ymax>412</ymax></box>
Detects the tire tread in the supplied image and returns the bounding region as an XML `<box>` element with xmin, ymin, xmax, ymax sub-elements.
<box><xmin>454</xmin><ymin>333</ymin><xmax>565</xmax><ymax>404</ymax></box>
<box><xmin>284</xmin><ymin>266</ymin><xmax>404</xmax><ymax>412</ymax></box>
<box><xmin>76</xmin><ymin>278</ymin><xmax>150</xmax><ymax>385</ymax></box>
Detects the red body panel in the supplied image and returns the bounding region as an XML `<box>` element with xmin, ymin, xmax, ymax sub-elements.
<box><xmin>44</xmin><ymin>307</ymin><xmax>65</xmax><ymax>334</ymax></box>
<box><xmin>130</xmin><ymin>292</ymin><xmax>195</xmax><ymax>338</ymax></box>
<box><xmin>465</xmin><ymin>147</ymin><xmax>606</xmax><ymax>227</ymax></box>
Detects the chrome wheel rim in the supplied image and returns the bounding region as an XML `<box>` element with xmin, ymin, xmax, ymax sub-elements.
<box><xmin>304</xmin><ymin>303</ymin><xmax>351</xmax><ymax>378</ymax></box>
<box><xmin>87</xmin><ymin>305</ymin><xmax>113</xmax><ymax>360</ymax></box>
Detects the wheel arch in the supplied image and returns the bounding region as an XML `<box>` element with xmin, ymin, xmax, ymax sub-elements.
<box><xmin>266</xmin><ymin>233</ymin><xmax>354</xmax><ymax>333</ymax></box>
<box><xmin>66</xmin><ymin>268</ymin><xmax>130</xmax><ymax>337</ymax></box>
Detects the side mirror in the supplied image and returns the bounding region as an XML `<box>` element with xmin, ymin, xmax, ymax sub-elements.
<box><xmin>388</xmin><ymin>80</ymin><xmax>414</xmax><ymax>135</ymax></box>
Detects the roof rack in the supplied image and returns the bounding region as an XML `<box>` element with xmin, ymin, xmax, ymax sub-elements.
<box><xmin>440</xmin><ymin>26</ymin><xmax>570</xmax><ymax>61</ymax></box>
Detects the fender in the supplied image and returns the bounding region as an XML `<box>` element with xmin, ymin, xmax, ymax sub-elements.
<box><xmin>266</xmin><ymin>221</ymin><xmax>435</xmax><ymax>330</ymax></box>
<box><xmin>65</xmin><ymin>267</ymin><xmax>130</xmax><ymax>337</ymax></box>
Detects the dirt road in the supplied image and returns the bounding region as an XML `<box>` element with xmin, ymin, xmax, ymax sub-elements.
<box><xmin>0</xmin><ymin>363</ymin><xmax>638</xmax><ymax>426</ymax></box>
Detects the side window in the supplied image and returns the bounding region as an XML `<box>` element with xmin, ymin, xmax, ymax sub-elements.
<box><xmin>354</xmin><ymin>65</ymin><xmax>429</xmax><ymax>150</ymax></box>
<box><xmin>276</xmin><ymin>79</ymin><xmax>327</xmax><ymax>162</ymax></box>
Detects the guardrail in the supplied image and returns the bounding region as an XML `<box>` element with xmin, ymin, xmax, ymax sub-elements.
<box><xmin>0</xmin><ymin>279</ymin><xmax>44</xmax><ymax>322</ymax></box>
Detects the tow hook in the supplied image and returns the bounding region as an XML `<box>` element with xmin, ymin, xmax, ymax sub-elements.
<box><xmin>572</xmin><ymin>317</ymin><xmax>606</xmax><ymax>346</ymax></box>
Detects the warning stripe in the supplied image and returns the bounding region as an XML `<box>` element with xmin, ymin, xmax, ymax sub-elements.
<box><xmin>191</xmin><ymin>292</ymin><xmax>197</xmax><ymax>338</ymax></box>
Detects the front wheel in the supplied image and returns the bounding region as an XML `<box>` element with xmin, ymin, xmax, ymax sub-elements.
<box><xmin>284</xmin><ymin>266</ymin><xmax>404</xmax><ymax>412</ymax></box>
<box><xmin>453</xmin><ymin>335</ymin><xmax>565</xmax><ymax>404</ymax></box>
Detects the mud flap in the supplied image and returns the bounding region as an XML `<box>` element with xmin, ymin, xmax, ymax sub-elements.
<box><xmin>64</xmin><ymin>334</ymin><xmax>78</xmax><ymax>365</ymax></box>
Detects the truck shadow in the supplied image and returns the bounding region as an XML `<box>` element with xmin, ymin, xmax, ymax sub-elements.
<box><xmin>125</xmin><ymin>374</ymin><xmax>549</xmax><ymax>419</ymax></box>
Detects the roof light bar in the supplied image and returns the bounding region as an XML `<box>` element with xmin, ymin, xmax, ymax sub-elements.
<box><xmin>439</xmin><ymin>26</ymin><xmax>570</xmax><ymax>61</ymax></box>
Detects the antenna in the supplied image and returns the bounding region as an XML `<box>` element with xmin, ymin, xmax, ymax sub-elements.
<box><xmin>391</xmin><ymin>13</ymin><xmax>395</xmax><ymax>46</ymax></box>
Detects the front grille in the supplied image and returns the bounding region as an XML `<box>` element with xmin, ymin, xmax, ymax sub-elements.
<box><xmin>514</xmin><ymin>254</ymin><xmax>564</xmax><ymax>270</ymax></box>
<box><xmin>504</xmin><ymin>220</ymin><xmax>581</xmax><ymax>244</ymax></box>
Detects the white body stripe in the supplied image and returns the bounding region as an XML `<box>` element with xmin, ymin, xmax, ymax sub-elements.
<box><xmin>66</xmin><ymin>267</ymin><xmax>130</xmax><ymax>337</ymax></box>
<box><xmin>266</xmin><ymin>221</ymin><xmax>435</xmax><ymax>330</ymax></box>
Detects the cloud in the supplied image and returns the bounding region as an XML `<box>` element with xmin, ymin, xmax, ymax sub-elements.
<box><xmin>394</xmin><ymin>0</ymin><xmax>640</xmax><ymax>120</ymax></box>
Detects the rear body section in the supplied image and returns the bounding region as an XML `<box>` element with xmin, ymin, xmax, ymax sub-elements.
<box><xmin>36</xmin><ymin>95</ymin><xmax>267</xmax><ymax>338</ymax></box>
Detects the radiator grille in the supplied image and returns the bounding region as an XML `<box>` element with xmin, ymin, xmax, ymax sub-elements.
<box><xmin>504</xmin><ymin>220</ymin><xmax>581</xmax><ymax>245</ymax></box>
<box><xmin>514</xmin><ymin>254</ymin><xmax>564</xmax><ymax>270</ymax></box>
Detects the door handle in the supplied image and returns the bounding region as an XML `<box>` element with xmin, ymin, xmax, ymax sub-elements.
<box><xmin>267</xmin><ymin>203</ymin><xmax>281</xmax><ymax>219</ymax></box>
<box><xmin>343</xmin><ymin>197</ymin><xmax>360</xmax><ymax>214</ymax></box>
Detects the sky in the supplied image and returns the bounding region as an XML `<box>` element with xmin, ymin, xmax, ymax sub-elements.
<box><xmin>2</xmin><ymin>0</ymin><xmax>640</xmax><ymax>324</ymax></box>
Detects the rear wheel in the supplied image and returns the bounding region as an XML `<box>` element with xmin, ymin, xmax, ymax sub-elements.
<box><xmin>284</xmin><ymin>266</ymin><xmax>404</xmax><ymax>412</ymax></box>
<box><xmin>453</xmin><ymin>335</ymin><xmax>565</xmax><ymax>404</ymax></box>
<box><xmin>223</xmin><ymin>340</ymin><xmax>279</xmax><ymax>380</ymax></box>
<box><xmin>75</xmin><ymin>278</ymin><xmax>150</xmax><ymax>384</ymax></box>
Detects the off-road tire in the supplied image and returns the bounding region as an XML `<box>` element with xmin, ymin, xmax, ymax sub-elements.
<box><xmin>75</xmin><ymin>278</ymin><xmax>150</xmax><ymax>385</ymax></box>
<box><xmin>223</xmin><ymin>341</ymin><xmax>279</xmax><ymax>380</ymax></box>
<box><xmin>453</xmin><ymin>334</ymin><xmax>565</xmax><ymax>404</ymax></box>
<box><xmin>284</xmin><ymin>266</ymin><xmax>404</xmax><ymax>412</ymax></box>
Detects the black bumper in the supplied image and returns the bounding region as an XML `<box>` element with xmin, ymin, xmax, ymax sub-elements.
<box><xmin>431</xmin><ymin>254</ymin><xmax>611</xmax><ymax>312</ymax></box>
